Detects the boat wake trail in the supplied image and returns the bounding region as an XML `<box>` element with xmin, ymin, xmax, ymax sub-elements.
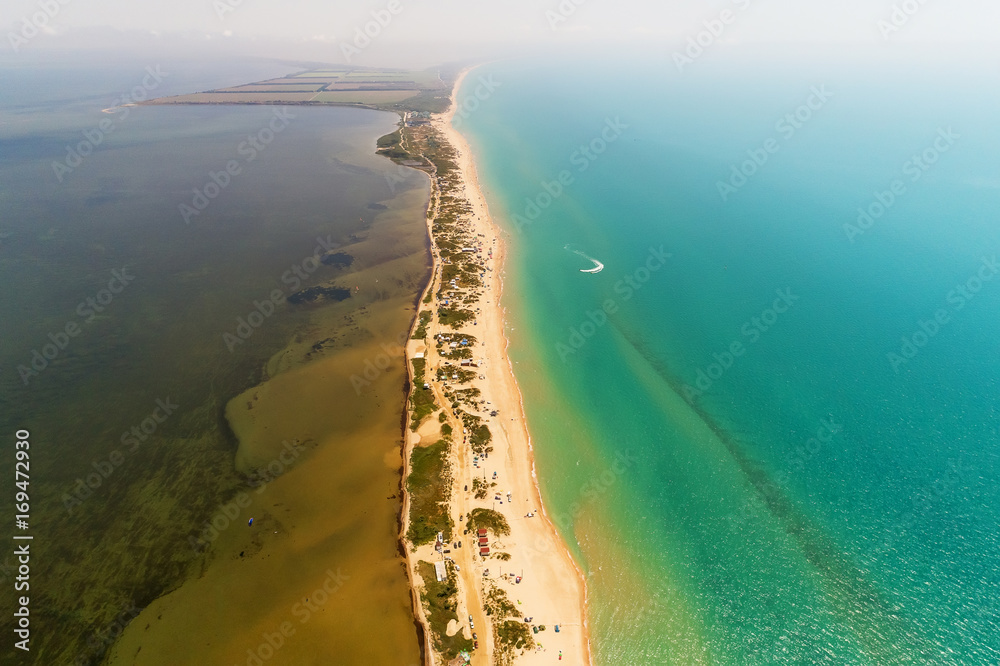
<box><xmin>566</xmin><ymin>246</ymin><xmax>604</xmax><ymax>274</ymax></box>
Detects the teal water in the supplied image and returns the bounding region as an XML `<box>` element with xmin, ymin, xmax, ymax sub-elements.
<box><xmin>459</xmin><ymin>53</ymin><xmax>1000</xmax><ymax>663</ymax></box>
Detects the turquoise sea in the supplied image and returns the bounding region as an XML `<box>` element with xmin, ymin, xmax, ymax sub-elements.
<box><xmin>459</xmin><ymin>52</ymin><xmax>1000</xmax><ymax>663</ymax></box>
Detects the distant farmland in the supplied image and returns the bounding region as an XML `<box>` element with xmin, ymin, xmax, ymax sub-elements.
<box><xmin>216</xmin><ymin>85</ymin><xmax>325</xmax><ymax>93</ymax></box>
<box><xmin>313</xmin><ymin>90</ymin><xmax>420</xmax><ymax>104</ymax></box>
<box><xmin>144</xmin><ymin>66</ymin><xmax>449</xmax><ymax>112</ymax></box>
<box><xmin>149</xmin><ymin>92</ymin><xmax>322</xmax><ymax>104</ymax></box>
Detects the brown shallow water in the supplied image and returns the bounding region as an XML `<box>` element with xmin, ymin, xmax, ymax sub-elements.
<box><xmin>0</xmin><ymin>101</ymin><xmax>428</xmax><ymax>664</ymax></box>
<box><xmin>106</xmin><ymin>187</ymin><xmax>430</xmax><ymax>666</ymax></box>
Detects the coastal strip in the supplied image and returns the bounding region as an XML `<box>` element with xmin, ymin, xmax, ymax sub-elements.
<box><xmin>397</xmin><ymin>68</ymin><xmax>592</xmax><ymax>665</ymax></box>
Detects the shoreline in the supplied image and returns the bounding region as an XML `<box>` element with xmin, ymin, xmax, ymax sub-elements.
<box><xmin>399</xmin><ymin>66</ymin><xmax>592</xmax><ymax>666</ymax></box>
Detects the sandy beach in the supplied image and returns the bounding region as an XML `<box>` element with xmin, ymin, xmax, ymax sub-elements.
<box><xmin>401</xmin><ymin>68</ymin><xmax>591</xmax><ymax>665</ymax></box>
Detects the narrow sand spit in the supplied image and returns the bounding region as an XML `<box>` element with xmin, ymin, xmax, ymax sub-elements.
<box><xmin>401</xmin><ymin>67</ymin><xmax>592</xmax><ymax>665</ymax></box>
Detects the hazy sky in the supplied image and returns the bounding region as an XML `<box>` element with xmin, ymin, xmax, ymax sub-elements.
<box><xmin>5</xmin><ymin>0</ymin><xmax>999</xmax><ymax>65</ymax></box>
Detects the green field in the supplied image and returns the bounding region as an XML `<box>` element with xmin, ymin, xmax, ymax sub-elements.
<box><xmin>292</xmin><ymin>70</ymin><xmax>347</xmax><ymax>78</ymax></box>
<box><xmin>344</xmin><ymin>72</ymin><xmax>413</xmax><ymax>82</ymax></box>
<box><xmin>151</xmin><ymin>92</ymin><xmax>320</xmax><ymax>104</ymax></box>
<box><xmin>313</xmin><ymin>90</ymin><xmax>420</xmax><ymax>104</ymax></box>
<box><xmin>147</xmin><ymin>67</ymin><xmax>452</xmax><ymax>112</ymax></box>
<box><xmin>220</xmin><ymin>85</ymin><xmax>324</xmax><ymax>93</ymax></box>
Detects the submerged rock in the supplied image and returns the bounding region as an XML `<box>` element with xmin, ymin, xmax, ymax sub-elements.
<box><xmin>287</xmin><ymin>285</ymin><xmax>352</xmax><ymax>305</ymax></box>
<box><xmin>320</xmin><ymin>252</ymin><xmax>354</xmax><ymax>269</ymax></box>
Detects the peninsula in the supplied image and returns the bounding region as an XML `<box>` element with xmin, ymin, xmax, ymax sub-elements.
<box><xmin>144</xmin><ymin>62</ymin><xmax>592</xmax><ymax>665</ymax></box>
<box><xmin>395</xmin><ymin>69</ymin><xmax>592</xmax><ymax>665</ymax></box>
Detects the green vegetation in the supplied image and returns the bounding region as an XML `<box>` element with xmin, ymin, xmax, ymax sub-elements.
<box><xmin>417</xmin><ymin>561</ymin><xmax>474</xmax><ymax>659</ymax></box>
<box><xmin>472</xmin><ymin>477</ymin><xmax>488</xmax><ymax>500</ymax></box>
<box><xmin>455</xmin><ymin>412</ymin><xmax>493</xmax><ymax>455</ymax></box>
<box><xmin>495</xmin><ymin>621</ymin><xmax>535</xmax><ymax>664</ymax></box>
<box><xmin>377</xmin><ymin>129</ymin><xmax>402</xmax><ymax>149</ymax></box>
<box><xmin>316</xmin><ymin>90</ymin><xmax>421</xmax><ymax>105</ymax></box>
<box><xmin>484</xmin><ymin>585</ymin><xmax>534</xmax><ymax>665</ymax></box>
<box><xmin>453</xmin><ymin>387</ymin><xmax>480</xmax><ymax>407</ymax></box>
<box><xmin>466</xmin><ymin>508</ymin><xmax>510</xmax><ymax>537</ymax></box>
<box><xmin>453</xmin><ymin>333</ymin><xmax>479</xmax><ymax>346</ymax></box>
<box><xmin>470</xmin><ymin>423</ymin><xmax>492</xmax><ymax>455</ymax></box>
<box><xmin>377</xmin><ymin>139</ymin><xmax>414</xmax><ymax>160</ymax></box>
<box><xmin>412</xmin><ymin>310</ymin><xmax>432</xmax><ymax>340</ymax></box>
<box><xmin>386</xmin><ymin>90</ymin><xmax>451</xmax><ymax>114</ymax></box>
<box><xmin>442</xmin><ymin>346</ymin><xmax>473</xmax><ymax>360</ymax></box>
<box><xmin>409</xmin><ymin>357</ymin><xmax>437</xmax><ymax>430</ymax></box>
<box><xmin>458</xmin><ymin>273</ymin><xmax>482</xmax><ymax>290</ymax></box>
<box><xmin>436</xmin><ymin>366</ymin><xmax>476</xmax><ymax>384</ymax></box>
<box><xmin>435</xmin><ymin>334</ymin><xmax>477</xmax><ymax>351</ymax></box>
<box><xmin>406</xmin><ymin>440</ymin><xmax>453</xmax><ymax>545</ymax></box>
<box><xmin>494</xmin><ymin>552</ymin><xmax>511</xmax><ymax>561</ymax></box>
<box><xmin>441</xmin><ymin>262</ymin><xmax>463</xmax><ymax>283</ymax></box>
<box><xmin>437</xmin><ymin>306</ymin><xmax>475</xmax><ymax>329</ymax></box>
<box><xmin>485</xmin><ymin>585</ymin><xmax>518</xmax><ymax>618</ymax></box>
